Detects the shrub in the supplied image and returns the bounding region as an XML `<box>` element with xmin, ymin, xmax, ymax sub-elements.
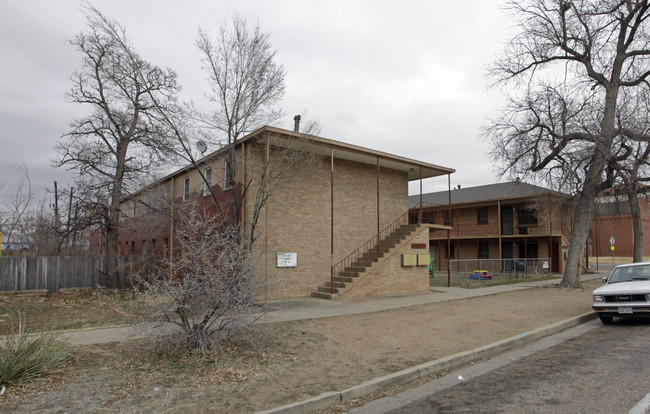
<box><xmin>137</xmin><ymin>207</ymin><xmax>274</xmax><ymax>355</ymax></box>
<box><xmin>0</xmin><ymin>316</ymin><xmax>72</xmax><ymax>386</ymax></box>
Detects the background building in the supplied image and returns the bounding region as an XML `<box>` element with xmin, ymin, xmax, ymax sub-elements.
<box><xmin>590</xmin><ymin>186</ymin><xmax>650</xmax><ymax>259</ymax></box>
<box><xmin>409</xmin><ymin>181</ymin><xmax>571</xmax><ymax>276</ymax></box>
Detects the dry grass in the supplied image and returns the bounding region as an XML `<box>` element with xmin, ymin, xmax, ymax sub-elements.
<box><xmin>0</xmin><ymin>291</ymin><xmax>141</xmax><ymax>335</ymax></box>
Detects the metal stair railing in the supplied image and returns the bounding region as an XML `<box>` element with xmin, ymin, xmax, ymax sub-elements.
<box><xmin>330</xmin><ymin>211</ymin><xmax>414</xmax><ymax>294</ymax></box>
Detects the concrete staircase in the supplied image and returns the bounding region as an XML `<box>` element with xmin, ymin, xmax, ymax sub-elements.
<box><xmin>311</xmin><ymin>223</ymin><xmax>419</xmax><ymax>300</ymax></box>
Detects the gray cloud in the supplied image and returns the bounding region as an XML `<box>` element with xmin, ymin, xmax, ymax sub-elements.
<box><xmin>0</xmin><ymin>0</ymin><xmax>510</xmax><ymax>199</ymax></box>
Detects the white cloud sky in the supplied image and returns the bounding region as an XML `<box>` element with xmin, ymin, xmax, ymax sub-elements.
<box><xmin>0</xmin><ymin>0</ymin><xmax>512</xmax><ymax>199</ymax></box>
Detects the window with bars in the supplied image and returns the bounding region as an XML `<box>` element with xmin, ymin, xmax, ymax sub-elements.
<box><xmin>203</xmin><ymin>168</ymin><xmax>212</xmax><ymax>196</ymax></box>
<box><xmin>444</xmin><ymin>210</ymin><xmax>454</xmax><ymax>226</ymax></box>
<box><xmin>518</xmin><ymin>206</ymin><xmax>538</xmax><ymax>226</ymax></box>
<box><xmin>183</xmin><ymin>177</ymin><xmax>190</xmax><ymax>201</ymax></box>
<box><xmin>477</xmin><ymin>208</ymin><xmax>488</xmax><ymax>224</ymax></box>
<box><xmin>224</xmin><ymin>159</ymin><xmax>234</xmax><ymax>189</ymax></box>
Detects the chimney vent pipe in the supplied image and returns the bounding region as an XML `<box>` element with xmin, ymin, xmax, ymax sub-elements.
<box><xmin>293</xmin><ymin>115</ymin><xmax>301</xmax><ymax>132</ymax></box>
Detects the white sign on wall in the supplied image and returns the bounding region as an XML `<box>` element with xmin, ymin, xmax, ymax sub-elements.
<box><xmin>276</xmin><ymin>252</ymin><xmax>297</xmax><ymax>268</ymax></box>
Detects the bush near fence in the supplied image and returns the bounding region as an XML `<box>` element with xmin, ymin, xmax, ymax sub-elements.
<box><xmin>0</xmin><ymin>255</ymin><xmax>151</xmax><ymax>292</ymax></box>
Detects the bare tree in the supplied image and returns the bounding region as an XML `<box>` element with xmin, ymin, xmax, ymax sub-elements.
<box><xmin>610</xmin><ymin>92</ymin><xmax>650</xmax><ymax>262</ymax></box>
<box><xmin>117</xmin><ymin>17</ymin><xmax>320</xmax><ymax>352</ymax></box>
<box><xmin>486</xmin><ymin>0</ymin><xmax>650</xmax><ymax>287</ymax></box>
<box><xmin>56</xmin><ymin>4</ymin><xmax>180</xmax><ymax>287</ymax></box>
<box><xmin>0</xmin><ymin>163</ymin><xmax>35</xmax><ymax>249</ymax></box>
<box><xmin>192</xmin><ymin>16</ymin><xmax>286</xmax><ymax>226</ymax></box>
<box><xmin>137</xmin><ymin>203</ymin><xmax>271</xmax><ymax>354</ymax></box>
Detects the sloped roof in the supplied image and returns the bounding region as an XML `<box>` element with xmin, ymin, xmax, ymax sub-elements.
<box><xmin>127</xmin><ymin>126</ymin><xmax>455</xmax><ymax>200</ymax></box>
<box><xmin>408</xmin><ymin>181</ymin><xmax>567</xmax><ymax>208</ymax></box>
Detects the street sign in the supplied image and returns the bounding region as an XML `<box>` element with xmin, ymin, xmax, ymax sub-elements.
<box><xmin>610</xmin><ymin>235</ymin><xmax>615</xmax><ymax>246</ymax></box>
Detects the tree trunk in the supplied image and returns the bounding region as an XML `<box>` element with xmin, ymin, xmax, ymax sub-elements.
<box><xmin>561</xmin><ymin>79</ymin><xmax>620</xmax><ymax>285</ymax></box>
<box><xmin>561</xmin><ymin>153</ymin><xmax>604</xmax><ymax>287</ymax></box>
<box><xmin>104</xmin><ymin>144</ymin><xmax>129</xmax><ymax>289</ymax></box>
<box><xmin>104</xmin><ymin>211</ymin><xmax>121</xmax><ymax>288</ymax></box>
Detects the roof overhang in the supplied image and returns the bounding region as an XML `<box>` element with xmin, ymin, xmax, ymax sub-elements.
<box><xmin>244</xmin><ymin>126</ymin><xmax>455</xmax><ymax>181</ymax></box>
<box><xmin>128</xmin><ymin>126</ymin><xmax>455</xmax><ymax>200</ymax></box>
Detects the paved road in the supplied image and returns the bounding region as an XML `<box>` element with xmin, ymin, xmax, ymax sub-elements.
<box><xmin>352</xmin><ymin>318</ymin><xmax>650</xmax><ymax>414</ymax></box>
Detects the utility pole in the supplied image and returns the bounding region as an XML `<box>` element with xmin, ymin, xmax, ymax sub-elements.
<box><xmin>54</xmin><ymin>181</ymin><xmax>60</xmax><ymax>229</ymax></box>
<box><xmin>67</xmin><ymin>187</ymin><xmax>74</xmax><ymax>231</ymax></box>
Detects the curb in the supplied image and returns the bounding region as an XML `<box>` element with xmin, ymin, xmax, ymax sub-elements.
<box><xmin>256</xmin><ymin>312</ymin><xmax>598</xmax><ymax>414</ymax></box>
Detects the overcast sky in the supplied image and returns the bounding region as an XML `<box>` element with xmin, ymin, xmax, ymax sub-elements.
<box><xmin>0</xmin><ymin>0</ymin><xmax>512</xmax><ymax>201</ymax></box>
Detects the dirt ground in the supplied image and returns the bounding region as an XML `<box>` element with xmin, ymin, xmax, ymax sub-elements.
<box><xmin>0</xmin><ymin>279</ymin><xmax>600</xmax><ymax>413</ymax></box>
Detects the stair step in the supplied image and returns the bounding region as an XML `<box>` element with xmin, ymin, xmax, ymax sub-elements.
<box><xmin>345</xmin><ymin>266</ymin><xmax>366</xmax><ymax>273</ymax></box>
<box><xmin>311</xmin><ymin>291</ymin><xmax>339</xmax><ymax>300</ymax></box>
<box><xmin>337</xmin><ymin>276</ymin><xmax>355</xmax><ymax>283</ymax></box>
<box><xmin>312</xmin><ymin>220</ymin><xmax>420</xmax><ymax>300</ymax></box>
<box><xmin>331</xmin><ymin>276</ymin><xmax>354</xmax><ymax>284</ymax></box>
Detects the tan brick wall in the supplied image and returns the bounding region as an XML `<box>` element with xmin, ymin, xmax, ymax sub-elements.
<box><xmin>249</xmin><ymin>144</ymin><xmax>332</xmax><ymax>298</ymax></box>
<box><xmin>340</xmin><ymin>226</ymin><xmax>431</xmax><ymax>298</ymax></box>
<box><xmin>245</xmin><ymin>135</ymin><xmax>410</xmax><ymax>299</ymax></box>
<box><xmin>333</xmin><ymin>158</ymin><xmax>407</xmax><ymax>261</ymax></box>
<box><xmin>116</xmin><ymin>132</ymin><xmax>417</xmax><ymax>299</ymax></box>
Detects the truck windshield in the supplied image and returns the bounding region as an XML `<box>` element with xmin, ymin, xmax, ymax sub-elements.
<box><xmin>609</xmin><ymin>265</ymin><xmax>650</xmax><ymax>283</ymax></box>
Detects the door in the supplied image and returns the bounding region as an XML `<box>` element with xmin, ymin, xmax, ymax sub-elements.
<box><xmin>551</xmin><ymin>241</ymin><xmax>560</xmax><ymax>273</ymax></box>
<box><xmin>502</xmin><ymin>242</ymin><xmax>514</xmax><ymax>271</ymax></box>
<box><xmin>501</xmin><ymin>206</ymin><xmax>513</xmax><ymax>235</ymax></box>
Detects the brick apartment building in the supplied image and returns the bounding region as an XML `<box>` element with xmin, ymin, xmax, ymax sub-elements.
<box><xmin>99</xmin><ymin>126</ymin><xmax>455</xmax><ymax>299</ymax></box>
<box><xmin>590</xmin><ymin>187</ymin><xmax>650</xmax><ymax>258</ymax></box>
<box><xmin>408</xmin><ymin>181</ymin><xmax>572</xmax><ymax>275</ymax></box>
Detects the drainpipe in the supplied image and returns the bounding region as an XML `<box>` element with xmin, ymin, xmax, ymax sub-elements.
<box><xmin>377</xmin><ymin>157</ymin><xmax>381</xmax><ymax>259</ymax></box>
<box><xmin>419</xmin><ymin>167</ymin><xmax>423</xmax><ymax>224</ymax></box>
<box><xmin>549</xmin><ymin>209</ymin><xmax>552</xmax><ymax>273</ymax></box>
<box><xmin>170</xmin><ymin>176</ymin><xmax>174</xmax><ymax>277</ymax></box>
<box><xmin>331</xmin><ymin>148</ymin><xmax>334</xmax><ymax>295</ymax></box>
<box><xmin>265</xmin><ymin>136</ymin><xmax>269</xmax><ymax>262</ymax></box>
<box><xmin>447</xmin><ymin>173</ymin><xmax>451</xmax><ymax>287</ymax></box>
<box><xmin>498</xmin><ymin>199</ymin><xmax>502</xmax><ymax>272</ymax></box>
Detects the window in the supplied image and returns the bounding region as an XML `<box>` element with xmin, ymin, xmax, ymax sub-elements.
<box><xmin>163</xmin><ymin>238</ymin><xmax>169</xmax><ymax>258</ymax></box>
<box><xmin>183</xmin><ymin>177</ymin><xmax>190</xmax><ymax>201</ymax></box>
<box><xmin>164</xmin><ymin>185</ymin><xmax>170</xmax><ymax>203</ymax></box>
<box><xmin>518</xmin><ymin>206</ymin><xmax>538</xmax><ymax>226</ymax></box>
<box><xmin>477</xmin><ymin>208</ymin><xmax>488</xmax><ymax>224</ymax></box>
<box><xmin>224</xmin><ymin>160</ymin><xmax>234</xmax><ymax>189</ymax></box>
<box><xmin>445</xmin><ymin>243</ymin><xmax>455</xmax><ymax>259</ymax></box>
<box><xmin>203</xmin><ymin>168</ymin><xmax>212</xmax><ymax>196</ymax></box>
<box><xmin>143</xmin><ymin>240</ymin><xmax>148</xmax><ymax>256</ymax></box>
<box><xmin>130</xmin><ymin>241</ymin><xmax>135</xmax><ymax>255</ymax></box>
<box><xmin>479</xmin><ymin>242</ymin><xmax>489</xmax><ymax>259</ymax></box>
<box><xmin>444</xmin><ymin>210</ymin><xmax>454</xmax><ymax>226</ymax></box>
<box><xmin>132</xmin><ymin>201</ymin><xmax>136</xmax><ymax>217</ymax></box>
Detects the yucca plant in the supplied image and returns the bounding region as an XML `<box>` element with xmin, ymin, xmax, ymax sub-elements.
<box><xmin>0</xmin><ymin>314</ymin><xmax>72</xmax><ymax>386</ymax></box>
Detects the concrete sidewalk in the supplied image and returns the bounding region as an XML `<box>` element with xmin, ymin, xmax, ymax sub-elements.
<box><xmin>59</xmin><ymin>273</ymin><xmax>605</xmax><ymax>346</ymax></box>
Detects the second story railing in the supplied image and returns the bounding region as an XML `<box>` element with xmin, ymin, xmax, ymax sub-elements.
<box><xmin>427</xmin><ymin>219</ymin><xmax>565</xmax><ymax>239</ymax></box>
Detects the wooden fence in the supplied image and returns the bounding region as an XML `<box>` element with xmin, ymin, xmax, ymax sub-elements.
<box><xmin>0</xmin><ymin>255</ymin><xmax>149</xmax><ymax>292</ymax></box>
